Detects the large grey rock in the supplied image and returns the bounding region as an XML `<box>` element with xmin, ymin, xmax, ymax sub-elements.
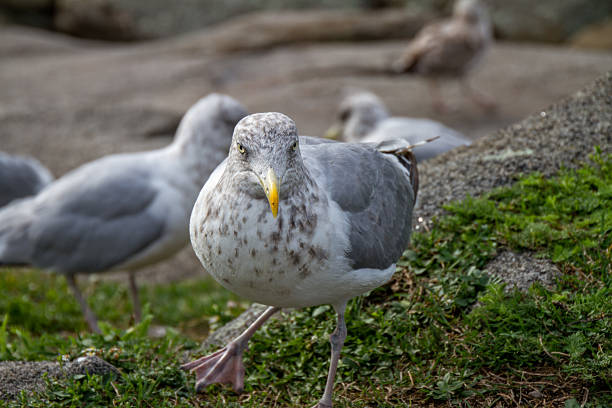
<box><xmin>416</xmin><ymin>71</ymin><xmax>612</xmax><ymax>225</ymax></box>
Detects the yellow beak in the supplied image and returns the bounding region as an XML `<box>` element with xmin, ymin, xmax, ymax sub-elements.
<box><xmin>261</xmin><ymin>168</ymin><xmax>279</xmax><ymax>218</ymax></box>
<box><xmin>323</xmin><ymin>124</ymin><xmax>342</xmax><ymax>140</ymax></box>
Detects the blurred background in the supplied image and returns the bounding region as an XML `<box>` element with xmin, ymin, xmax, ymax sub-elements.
<box><xmin>1</xmin><ymin>0</ymin><xmax>612</xmax><ymax>283</ymax></box>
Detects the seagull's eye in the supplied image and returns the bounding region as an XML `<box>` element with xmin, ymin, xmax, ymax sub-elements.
<box><xmin>339</xmin><ymin>109</ymin><xmax>350</xmax><ymax>122</ymax></box>
<box><xmin>292</xmin><ymin>141</ymin><xmax>298</xmax><ymax>151</ymax></box>
<box><xmin>236</xmin><ymin>143</ymin><xmax>246</xmax><ymax>155</ymax></box>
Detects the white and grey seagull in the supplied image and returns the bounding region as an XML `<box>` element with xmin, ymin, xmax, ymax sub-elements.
<box><xmin>183</xmin><ymin>112</ymin><xmax>418</xmax><ymax>407</ymax></box>
<box><xmin>325</xmin><ymin>90</ymin><xmax>470</xmax><ymax>161</ymax></box>
<box><xmin>0</xmin><ymin>152</ymin><xmax>54</xmax><ymax>208</ymax></box>
<box><xmin>0</xmin><ymin>93</ymin><xmax>248</xmax><ymax>333</ymax></box>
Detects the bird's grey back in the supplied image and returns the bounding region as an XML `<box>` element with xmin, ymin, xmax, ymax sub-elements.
<box><xmin>0</xmin><ymin>155</ymin><xmax>165</xmax><ymax>273</ymax></box>
<box><xmin>301</xmin><ymin>141</ymin><xmax>416</xmax><ymax>270</ymax></box>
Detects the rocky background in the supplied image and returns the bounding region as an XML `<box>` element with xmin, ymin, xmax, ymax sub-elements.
<box><xmin>1</xmin><ymin>0</ymin><xmax>611</xmax><ymax>47</ymax></box>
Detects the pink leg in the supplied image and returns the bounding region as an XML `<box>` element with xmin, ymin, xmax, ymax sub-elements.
<box><xmin>66</xmin><ymin>274</ymin><xmax>101</xmax><ymax>334</ymax></box>
<box><xmin>312</xmin><ymin>302</ymin><xmax>348</xmax><ymax>408</ymax></box>
<box><xmin>128</xmin><ymin>271</ymin><xmax>142</xmax><ymax>322</ymax></box>
<box><xmin>429</xmin><ymin>78</ymin><xmax>448</xmax><ymax>113</ymax></box>
<box><xmin>182</xmin><ymin>306</ymin><xmax>280</xmax><ymax>393</ymax></box>
<box><xmin>462</xmin><ymin>80</ymin><xmax>497</xmax><ymax>112</ymax></box>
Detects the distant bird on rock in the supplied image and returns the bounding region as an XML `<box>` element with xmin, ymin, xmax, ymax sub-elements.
<box><xmin>0</xmin><ymin>152</ymin><xmax>53</xmax><ymax>208</ymax></box>
<box><xmin>0</xmin><ymin>94</ymin><xmax>248</xmax><ymax>333</ymax></box>
<box><xmin>325</xmin><ymin>90</ymin><xmax>470</xmax><ymax>161</ymax></box>
<box><xmin>392</xmin><ymin>0</ymin><xmax>495</xmax><ymax>112</ymax></box>
<box><xmin>184</xmin><ymin>112</ymin><xmax>418</xmax><ymax>407</ymax></box>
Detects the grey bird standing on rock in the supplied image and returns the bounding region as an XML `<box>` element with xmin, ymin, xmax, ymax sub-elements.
<box><xmin>184</xmin><ymin>112</ymin><xmax>418</xmax><ymax>407</ymax></box>
<box><xmin>0</xmin><ymin>94</ymin><xmax>248</xmax><ymax>333</ymax></box>
<box><xmin>392</xmin><ymin>0</ymin><xmax>495</xmax><ymax>112</ymax></box>
<box><xmin>0</xmin><ymin>152</ymin><xmax>53</xmax><ymax>208</ymax></box>
<box><xmin>325</xmin><ymin>90</ymin><xmax>470</xmax><ymax>161</ymax></box>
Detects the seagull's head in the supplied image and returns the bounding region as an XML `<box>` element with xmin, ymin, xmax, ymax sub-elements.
<box><xmin>324</xmin><ymin>90</ymin><xmax>389</xmax><ymax>142</ymax></box>
<box><xmin>454</xmin><ymin>0</ymin><xmax>487</xmax><ymax>24</ymax></box>
<box><xmin>228</xmin><ymin>112</ymin><xmax>304</xmax><ymax>218</ymax></box>
<box><xmin>175</xmin><ymin>93</ymin><xmax>248</xmax><ymax>153</ymax></box>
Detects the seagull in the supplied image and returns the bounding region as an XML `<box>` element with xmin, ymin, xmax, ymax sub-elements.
<box><xmin>325</xmin><ymin>90</ymin><xmax>470</xmax><ymax>161</ymax></box>
<box><xmin>392</xmin><ymin>0</ymin><xmax>494</xmax><ymax>112</ymax></box>
<box><xmin>183</xmin><ymin>112</ymin><xmax>418</xmax><ymax>407</ymax></box>
<box><xmin>0</xmin><ymin>152</ymin><xmax>53</xmax><ymax>208</ymax></box>
<box><xmin>0</xmin><ymin>93</ymin><xmax>248</xmax><ymax>333</ymax></box>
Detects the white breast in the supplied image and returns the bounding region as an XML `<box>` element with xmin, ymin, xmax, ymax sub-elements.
<box><xmin>190</xmin><ymin>180</ymin><xmax>359</xmax><ymax>308</ymax></box>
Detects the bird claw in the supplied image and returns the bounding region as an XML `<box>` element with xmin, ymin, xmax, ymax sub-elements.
<box><xmin>312</xmin><ymin>402</ymin><xmax>332</xmax><ymax>408</ymax></box>
<box><xmin>181</xmin><ymin>342</ymin><xmax>246</xmax><ymax>393</ymax></box>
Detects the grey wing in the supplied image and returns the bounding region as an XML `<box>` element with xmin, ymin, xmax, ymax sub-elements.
<box><xmin>0</xmin><ymin>153</ymin><xmax>54</xmax><ymax>207</ymax></box>
<box><xmin>2</xmin><ymin>158</ymin><xmax>166</xmax><ymax>273</ymax></box>
<box><xmin>367</xmin><ymin>118</ymin><xmax>470</xmax><ymax>161</ymax></box>
<box><xmin>302</xmin><ymin>143</ymin><xmax>416</xmax><ymax>270</ymax></box>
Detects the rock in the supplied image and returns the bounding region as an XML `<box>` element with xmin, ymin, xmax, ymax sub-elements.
<box><xmin>569</xmin><ymin>18</ymin><xmax>612</xmax><ymax>50</ymax></box>
<box><xmin>0</xmin><ymin>0</ymin><xmax>52</xmax><ymax>10</ymax></box>
<box><xmin>195</xmin><ymin>303</ymin><xmax>269</xmax><ymax>352</ymax></box>
<box><xmin>0</xmin><ymin>0</ymin><xmax>53</xmax><ymax>29</ymax></box>
<box><xmin>54</xmin><ymin>0</ymin><xmax>142</xmax><ymax>41</ymax></box>
<box><xmin>528</xmin><ymin>389</ymin><xmax>544</xmax><ymax>399</ymax></box>
<box><xmin>484</xmin><ymin>251</ymin><xmax>560</xmax><ymax>292</ymax></box>
<box><xmin>175</xmin><ymin>9</ymin><xmax>434</xmax><ymax>53</ymax></box>
<box><xmin>53</xmin><ymin>0</ymin><xmax>369</xmax><ymax>41</ymax></box>
<box><xmin>487</xmin><ymin>0</ymin><xmax>612</xmax><ymax>43</ymax></box>
<box><xmin>0</xmin><ymin>356</ymin><xmax>119</xmax><ymax>401</ymax></box>
<box><xmin>416</xmin><ymin>70</ymin><xmax>612</xmax><ymax>224</ymax></box>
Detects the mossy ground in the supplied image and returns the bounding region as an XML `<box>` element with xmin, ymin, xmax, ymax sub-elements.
<box><xmin>1</xmin><ymin>150</ymin><xmax>610</xmax><ymax>407</ymax></box>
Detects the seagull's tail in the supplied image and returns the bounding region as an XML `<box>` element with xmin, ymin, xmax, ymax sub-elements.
<box><xmin>379</xmin><ymin>145</ymin><xmax>420</xmax><ymax>200</ymax></box>
<box><xmin>377</xmin><ymin>136</ymin><xmax>442</xmax><ymax>199</ymax></box>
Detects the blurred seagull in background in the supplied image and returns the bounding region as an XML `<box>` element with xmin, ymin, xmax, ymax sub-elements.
<box><xmin>325</xmin><ymin>90</ymin><xmax>470</xmax><ymax>161</ymax></box>
<box><xmin>184</xmin><ymin>112</ymin><xmax>418</xmax><ymax>407</ymax></box>
<box><xmin>392</xmin><ymin>0</ymin><xmax>495</xmax><ymax>112</ymax></box>
<box><xmin>0</xmin><ymin>94</ymin><xmax>248</xmax><ymax>333</ymax></box>
<box><xmin>0</xmin><ymin>152</ymin><xmax>53</xmax><ymax>208</ymax></box>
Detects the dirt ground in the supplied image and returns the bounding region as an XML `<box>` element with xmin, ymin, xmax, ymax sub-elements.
<box><xmin>1</xmin><ymin>22</ymin><xmax>611</xmax><ymax>284</ymax></box>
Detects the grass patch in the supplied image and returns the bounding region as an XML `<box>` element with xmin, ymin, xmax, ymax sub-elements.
<box><xmin>1</xmin><ymin>150</ymin><xmax>610</xmax><ymax>407</ymax></box>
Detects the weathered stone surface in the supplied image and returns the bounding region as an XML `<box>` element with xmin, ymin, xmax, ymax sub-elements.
<box><xmin>53</xmin><ymin>0</ymin><xmax>369</xmax><ymax>40</ymax></box>
<box><xmin>0</xmin><ymin>356</ymin><xmax>119</xmax><ymax>401</ymax></box>
<box><xmin>175</xmin><ymin>9</ymin><xmax>434</xmax><ymax>53</ymax></box>
<box><xmin>484</xmin><ymin>251</ymin><xmax>560</xmax><ymax>293</ymax></box>
<box><xmin>487</xmin><ymin>0</ymin><xmax>612</xmax><ymax>43</ymax></box>
<box><xmin>570</xmin><ymin>18</ymin><xmax>612</xmax><ymax>51</ymax></box>
<box><xmin>415</xmin><ymin>71</ymin><xmax>612</xmax><ymax>225</ymax></box>
<box><xmin>0</xmin><ymin>0</ymin><xmax>51</xmax><ymax>9</ymax></box>
<box><xmin>3</xmin><ymin>0</ymin><xmax>611</xmax><ymax>43</ymax></box>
